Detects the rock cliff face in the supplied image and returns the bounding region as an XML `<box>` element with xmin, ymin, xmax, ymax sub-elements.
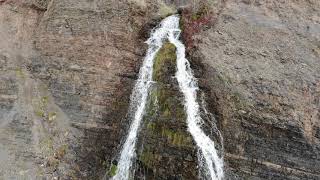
<box><xmin>0</xmin><ymin>0</ymin><xmax>319</xmax><ymax>179</ymax></box>
<box><xmin>193</xmin><ymin>0</ymin><xmax>320</xmax><ymax>179</ymax></box>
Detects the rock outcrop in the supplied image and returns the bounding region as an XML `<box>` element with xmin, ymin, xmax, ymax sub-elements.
<box><xmin>192</xmin><ymin>0</ymin><xmax>320</xmax><ymax>179</ymax></box>
<box><xmin>0</xmin><ymin>0</ymin><xmax>181</xmax><ymax>179</ymax></box>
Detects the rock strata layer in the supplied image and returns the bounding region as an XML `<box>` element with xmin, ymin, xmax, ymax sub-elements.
<box><xmin>192</xmin><ymin>0</ymin><xmax>320</xmax><ymax>179</ymax></box>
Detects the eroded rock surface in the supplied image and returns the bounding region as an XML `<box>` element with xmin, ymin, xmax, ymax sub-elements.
<box><xmin>194</xmin><ymin>0</ymin><xmax>320</xmax><ymax>179</ymax></box>
<box><xmin>0</xmin><ymin>0</ymin><xmax>156</xmax><ymax>179</ymax></box>
<box><xmin>0</xmin><ymin>0</ymin><xmax>197</xmax><ymax>179</ymax></box>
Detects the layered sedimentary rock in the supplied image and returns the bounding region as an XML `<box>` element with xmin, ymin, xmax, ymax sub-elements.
<box><xmin>0</xmin><ymin>0</ymin><xmax>319</xmax><ymax>179</ymax></box>
<box><xmin>0</xmin><ymin>0</ymin><xmax>184</xmax><ymax>179</ymax></box>
<box><xmin>0</xmin><ymin>0</ymin><xmax>158</xmax><ymax>179</ymax></box>
<box><xmin>192</xmin><ymin>0</ymin><xmax>320</xmax><ymax>179</ymax></box>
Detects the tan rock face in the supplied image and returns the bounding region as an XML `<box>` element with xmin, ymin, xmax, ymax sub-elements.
<box><xmin>0</xmin><ymin>0</ymin><xmax>156</xmax><ymax>179</ymax></box>
<box><xmin>194</xmin><ymin>0</ymin><xmax>320</xmax><ymax>179</ymax></box>
<box><xmin>0</xmin><ymin>0</ymin><xmax>200</xmax><ymax>179</ymax></box>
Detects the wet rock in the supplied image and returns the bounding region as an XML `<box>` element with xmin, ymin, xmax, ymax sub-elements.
<box><xmin>132</xmin><ymin>42</ymin><xmax>198</xmax><ymax>179</ymax></box>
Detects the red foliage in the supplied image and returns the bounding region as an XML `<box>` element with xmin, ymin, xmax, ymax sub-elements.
<box><xmin>180</xmin><ymin>7</ymin><xmax>215</xmax><ymax>51</ymax></box>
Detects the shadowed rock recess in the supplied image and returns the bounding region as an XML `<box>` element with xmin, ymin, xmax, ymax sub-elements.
<box><xmin>0</xmin><ymin>0</ymin><xmax>319</xmax><ymax>179</ymax></box>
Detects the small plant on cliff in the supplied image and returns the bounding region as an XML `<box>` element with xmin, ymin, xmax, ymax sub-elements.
<box><xmin>180</xmin><ymin>1</ymin><xmax>215</xmax><ymax>51</ymax></box>
<box><xmin>108</xmin><ymin>163</ymin><xmax>118</xmax><ymax>177</ymax></box>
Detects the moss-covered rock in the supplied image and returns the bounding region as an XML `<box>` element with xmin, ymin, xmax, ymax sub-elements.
<box><xmin>135</xmin><ymin>42</ymin><xmax>197</xmax><ymax>179</ymax></box>
<box><xmin>108</xmin><ymin>164</ymin><xmax>118</xmax><ymax>177</ymax></box>
<box><xmin>153</xmin><ymin>43</ymin><xmax>177</xmax><ymax>82</ymax></box>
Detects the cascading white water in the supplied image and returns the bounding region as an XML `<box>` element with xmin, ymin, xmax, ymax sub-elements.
<box><xmin>167</xmin><ymin>15</ymin><xmax>224</xmax><ymax>180</ymax></box>
<box><xmin>112</xmin><ymin>14</ymin><xmax>224</xmax><ymax>180</ymax></box>
<box><xmin>112</xmin><ymin>17</ymin><xmax>179</xmax><ymax>180</ymax></box>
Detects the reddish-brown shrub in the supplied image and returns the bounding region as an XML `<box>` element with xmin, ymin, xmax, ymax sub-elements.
<box><xmin>180</xmin><ymin>3</ymin><xmax>215</xmax><ymax>51</ymax></box>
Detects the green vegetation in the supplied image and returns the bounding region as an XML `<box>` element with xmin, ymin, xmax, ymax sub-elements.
<box><xmin>231</xmin><ymin>91</ymin><xmax>252</xmax><ymax>112</ymax></box>
<box><xmin>139</xmin><ymin>148</ymin><xmax>162</xmax><ymax>169</ymax></box>
<box><xmin>35</xmin><ymin>109</ymin><xmax>45</xmax><ymax>117</ymax></box>
<box><xmin>153</xmin><ymin>42</ymin><xmax>176</xmax><ymax>81</ymax></box>
<box><xmin>140</xmin><ymin>149</ymin><xmax>154</xmax><ymax>168</ymax></box>
<box><xmin>147</xmin><ymin>122</ymin><xmax>156</xmax><ymax>131</ymax></box>
<box><xmin>138</xmin><ymin>41</ymin><xmax>193</xmax><ymax>171</ymax></box>
<box><xmin>161</xmin><ymin>128</ymin><xmax>192</xmax><ymax>147</ymax></box>
<box><xmin>41</xmin><ymin>96</ymin><xmax>49</xmax><ymax>104</ymax></box>
<box><xmin>15</xmin><ymin>68</ymin><xmax>25</xmax><ymax>78</ymax></box>
<box><xmin>217</xmin><ymin>73</ymin><xmax>232</xmax><ymax>86</ymax></box>
<box><xmin>34</xmin><ymin>96</ymin><xmax>49</xmax><ymax>117</ymax></box>
<box><xmin>48</xmin><ymin>112</ymin><xmax>57</xmax><ymax>122</ymax></box>
<box><xmin>180</xmin><ymin>1</ymin><xmax>214</xmax><ymax>50</ymax></box>
<box><xmin>151</xmin><ymin>42</ymin><xmax>186</xmax><ymax>119</ymax></box>
<box><xmin>191</xmin><ymin>5</ymin><xmax>210</xmax><ymax>21</ymax></box>
<box><xmin>108</xmin><ymin>164</ymin><xmax>118</xmax><ymax>177</ymax></box>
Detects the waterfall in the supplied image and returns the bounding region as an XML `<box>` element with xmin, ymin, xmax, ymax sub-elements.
<box><xmin>112</xmin><ymin>15</ymin><xmax>224</xmax><ymax>180</ymax></box>
<box><xmin>112</xmin><ymin>17</ymin><xmax>178</xmax><ymax>180</ymax></box>
<box><xmin>167</xmin><ymin>15</ymin><xmax>224</xmax><ymax>180</ymax></box>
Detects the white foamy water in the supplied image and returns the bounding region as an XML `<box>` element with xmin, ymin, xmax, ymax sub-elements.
<box><xmin>112</xmin><ymin>15</ymin><xmax>224</xmax><ymax>180</ymax></box>
<box><xmin>167</xmin><ymin>15</ymin><xmax>224</xmax><ymax>180</ymax></box>
<box><xmin>112</xmin><ymin>17</ymin><xmax>179</xmax><ymax>180</ymax></box>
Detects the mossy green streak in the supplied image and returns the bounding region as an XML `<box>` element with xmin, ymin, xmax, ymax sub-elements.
<box><xmin>137</xmin><ymin>42</ymin><xmax>196</xmax><ymax>177</ymax></box>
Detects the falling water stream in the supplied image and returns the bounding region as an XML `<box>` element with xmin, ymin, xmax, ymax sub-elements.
<box><xmin>112</xmin><ymin>15</ymin><xmax>224</xmax><ymax>180</ymax></box>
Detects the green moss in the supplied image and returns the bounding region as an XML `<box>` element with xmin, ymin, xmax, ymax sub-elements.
<box><xmin>108</xmin><ymin>164</ymin><xmax>118</xmax><ymax>177</ymax></box>
<box><xmin>196</xmin><ymin>4</ymin><xmax>210</xmax><ymax>18</ymax></box>
<box><xmin>147</xmin><ymin>122</ymin><xmax>156</xmax><ymax>131</ymax></box>
<box><xmin>146</xmin><ymin>91</ymin><xmax>158</xmax><ymax>117</ymax></box>
<box><xmin>138</xmin><ymin>40</ymin><xmax>194</xmax><ymax>172</ymax></box>
<box><xmin>163</xmin><ymin>107</ymin><xmax>171</xmax><ymax>117</ymax></box>
<box><xmin>140</xmin><ymin>150</ymin><xmax>153</xmax><ymax>168</ymax></box>
<box><xmin>161</xmin><ymin>128</ymin><xmax>192</xmax><ymax>147</ymax></box>
<box><xmin>41</xmin><ymin>96</ymin><xmax>49</xmax><ymax>105</ymax></box>
<box><xmin>153</xmin><ymin>42</ymin><xmax>176</xmax><ymax>82</ymax></box>
<box><xmin>48</xmin><ymin>112</ymin><xmax>57</xmax><ymax>121</ymax></box>
<box><xmin>139</xmin><ymin>149</ymin><xmax>162</xmax><ymax>169</ymax></box>
<box><xmin>15</xmin><ymin>68</ymin><xmax>25</xmax><ymax>78</ymax></box>
<box><xmin>153</xmin><ymin>86</ymin><xmax>186</xmax><ymax>120</ymax></box>
<box><xmin>47</xmin><ymin>157</ymin><xmax>59</xmax><ymax>168</ymax></box>
<box><xmin>34</xmin><ymin>96</ymin><xmax>50</xmax><ymax>118</ymax></box>
<box><xmin>150</xmin><ymin>42</ymin><xmax>188</xmax><ymax>120</ymax></box>
<box><xmin>112</xmin><ymin>98</ymin><xmax>128</xmax><ymax>111</ymax></box>
<box><xmin>35</xmin><ymin>109</ymin><xmax>45</xmax><ymax>117</ymax></box>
